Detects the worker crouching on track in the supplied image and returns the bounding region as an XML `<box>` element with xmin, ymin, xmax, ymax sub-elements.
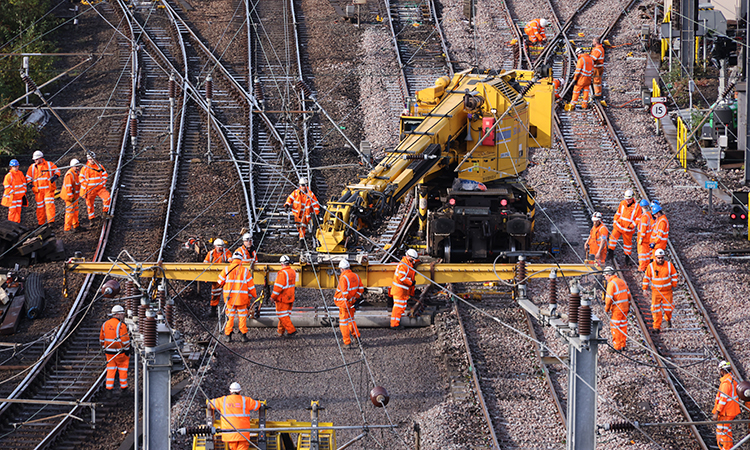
<box><xmin>80</xmin><ymin>152</ymin><xmax>111</xmax><ymax>223</ymax></box>
<box><xmin>569</xmin><ymin>47</ymin><xmax>594</xmax><ymax>110</ymax></box>
<box><xmin>26</xmin><ymin>150</ymin><xmax>60</xmax><ymax>226</ymax></box>
<box><xmin>2</xmin><ymin>159</ymin><xmax>27</xmax><ymax>223</ymax></box>
<box><xmin>99</xmin><ymin>305</ymin><xmax>131</xmax><ymax>395</ymax></box>
<box><xmin>585</xmin><ymin>212</ymin><xmax>608</xmax><ymax>266</ymax></box>
<box><xmin>218</xmin><ymin>252</ymin><xmax>256</xmax><ymax>342</ymax></box>
<box><xmin>334</xmin><ymin>259</ymin><xmax>364</xmax><ymax>349</ymax></box>
<box><xmin>61</xmin><ymin>158</ymin><xmax>83</xmax><ymax>233</ymax></box>
<box><xmin>284</xmin><ymin>177</ymin><xmax>320</xmax><ymax>249</ymax></box>
<box><xmin>391</xmin><ymin>248</ymin><xmax>419</xmax><ymax>328</ymax></box>
<box><xmin>271</xmin><ymin>255</ymin><xmax>297</xmax><ymax>337</ymax></box>
<box><xmin>642</xmin><ymin>248</ymin><xmax>677</xmax><ymax>332</ymax></box>
<box><xmin>603</xmin><ymin>266</ymin><xmax>631</xmax><ymax>351</ymax></box>
<box><xmin>636</xmin><ymin>199</ymin><xmax>653</xmax><ymax>272</ymax></box>
<box><xmin>204</xmin><ymin>238</ymin><xmax>231</xmax><ymax>318</ymax></box>
<box><xmin>608</xmin><ymin>189</ymin><xmax>641</xmax><ymax>266</ymax></box>
<box><xmin>524</xmin><ymin>18</ymin><xmax>549</xmax><ymax>45</ymax></box>
<box><xmin>712</xmin><ymin>361</ymin><xmax>747</xmax><ymax>450</ymax></box>
<box><xmin>207</xmin><ymin>382</ymin><xmax>262</xmax><ymax>450</ymax></box>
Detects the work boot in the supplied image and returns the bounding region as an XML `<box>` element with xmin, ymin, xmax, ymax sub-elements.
<box><xmin>240</xmin><ymin>333</ymin><xmax>249</xmax><ymax>342</ymax></box>
<box><xmin>222</xmin><ymin>333</ymin><xmax>232</xmax><ymax>343</ymax></box>
<box><xmin>286</xmin><ymin>330</ymin><xmax>297</xmax><ymax>338</ymax></box>
<box><xmin>664</xmin><ymin>320</ymin><xmax>672</xmax><ymax>329</ymax></box>
<box><xmin>209</xmin><ymin>306</ymin><xmax>217</xmax><ymax>318</ymax></box>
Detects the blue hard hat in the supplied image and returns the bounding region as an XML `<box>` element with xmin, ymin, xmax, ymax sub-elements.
<box><xmin>639</xmin><ymin>199</ymin><xmax>649</xmax><ymax>208</ymax></box>
<box><xmin>651</xmin><ymin>202</ymin><xmax>662</xmax><ymax>214</ymax></box>
<box><xmin>9</xmin><ymin>159</ymin><xmax>19</xmax><ymax>167</ymax></box>
<box><xmin>652</xmin><ymin>199</ymin><xmax>661</xmax><ymax>205</ymax></box>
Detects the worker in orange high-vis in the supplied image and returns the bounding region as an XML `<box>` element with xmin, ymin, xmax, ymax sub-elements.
<box><xmin>217</xmin><ymin>252</ymin><xmax>256</xmax><ymax>342</ymax></box>
<box><xmin>205</xmin><ymin>238</ymin><xmax>232</xmax><ymax>318</ymax></box>
<box><xmin>590</xmin><ymin>37</ymin><xmax>605</xmax><ymax>99</ymax></box>
<box><xmin>2</xmin><ymin>160</ymin><xmax>27</xmax><ymax>223</ymax></box>
<box><xmin>284</xmin><ymin>177</ymin><xmax>320</xmax><ymax>249</ymax></box>
<box><xmin>271</xmin><ymin>255</ymin><xmax>297</xmax><ymax>336</ymax></box>
<box><xmin>642</xmin><ymin>248</ymin><xmax>678</xmax><ymax>332</ymax></box>
<box><xmin>234</xmin><ymin>233</ymin><xmax>257</xmax><ymax>265</ymax></box>
<box><xmin>524</xmin><ymin>18</ymin><xmax>549</xmax><ymax>45</ymax></box>
<box><xmin>99</xmin><ymin>305</ymin><xmax>130</xmax><ymax>395</ymax></box>
<box><xmin>552</xmin><ymin>78</ymin><xmax>564</xmax><ymax>101</ymax></box>
<box><xmin>712</xmin><ymin>361</ymin><xmax>748</xmax><ymax>450</ymax></box>
<box><xmin>391</xmin><ymin>248</ymin><xmax>419</xmax><ymax>328</ymax></box>
<box><xmin>603</xmin><ymin>266</ymin><xmax>631</xmax><ymax>351</ymax></box>
<box><xmin>207</xmin><ymin>382</ymin><xmax>262</xmax><ymax>450</ymax></box>
<box><xmin>649</xmin><ymin>201</ymin><xmax>669</xmax><ymax>253</ymax></box>
<box><xmin>61</xmin><ymin>158</ymin><xmax>83</xmax><ymax>233</ymax></box>
<box><xmin>608</xmin><ymin>189</ymin><xmax>641</xmax><ymax>266</ymax></box>
<box><xmin>334</xmin><ymin>259</ymin><xmax>364</xmax><ymax>349</ymax></box>
<box><xmin>80</xmin><ymin>152</ymin><xmax>111</xmax><ymax>223</ymax></box>
<box><xmin>636</xmin><ymin>199</ymin><xmax>653</xmax><ymax>272</ymax></box>
<box><xmin>585</xmin><ymin>212</ymin><xmax>608</xmax><ymax>266</ymax></box>
<box><xmin>570</xmin><ymin>47</ymin><xmax>594</xmax><ymax>109</ymax></box>
<box><xmin>26</xmin><ymin>151</ymin><xmax>60</xmax><ymax>226</ymax></box>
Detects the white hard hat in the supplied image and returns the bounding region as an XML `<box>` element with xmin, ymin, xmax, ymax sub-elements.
<box><xmin>575</xmin><ymin>47</ymin><xmax>585</xmax><ymax>55</ymax></box>
<box><xmin>242</xmin><ymin>233</ymin><xmax>252</xmax><ymax>241</ymax></box>
<box><xmin>540</xmin><ymin>18</ymin><xmax>550</xmax><ymax>27</ymax></box>
<box><xmin>299</xmin><ymin>177</ymin><xmax>308</xmax><ymax>186</ymax></box>
<box><xmin>339</xmin><ymin>259</ymin><xmax>350</xmax><ymax>269</ymax></box>
<box><xmin>213</xmin><ymin>238</ymin><xmax>225</xmax><ymax>247</ymax></box>
<box><xmin>718</xmin><ymin>361</ymin><xmax>731</xmax><ymax>371</ymax></box>
<box><xmin>111</xmin><ymin>305</ymin><xmax>125</xmax><ymax>314</ymax></box>
<box><xmin>654</xmin><ymin>248</ymin><xmax>666</xmax><ymax>257</ymax></box>
<box><xmin>70</xmin><ymin>158</ymin><xmax>80</xmax><ymax>167</ymax></box>
<box><xmin>591</xmin><ymin>212</ymin><xmax>602</xmax><ymax>222</ymax></box>
<box><xmin>32</xmin><ymin>151</ymin><xmax>44</xmax><ymax>160</ymax></box>
<box><xmin>280</xmin><ymin>255</ymin><xmax>291</xmax><ymax>265</ymax></box>
<box><xmin>603</xmin><ymin>266</ymin><xmax>615</xmax><ymax>276</ymax></box>
<box><xmin>232</xmin><ymin>251</ymin><xmax>243</xmax><ymax>260</ymax></box>
<box><xmin>87</xmin><ymin>152</ymin><xmax>96</xmax><ymax>160</ymax></box>
<box><xmin>229</xmin><ymin>382</ymin><xmax>242</xmax><ymax>393</ymax></box>
<box><xmin>406</xmin><ymin>248</ymin><xmax>419</xmax><ymax>260</ymax></box>
<box><xmin>624</xmin><ymin>189</ymin><xmax>634</xmax><ymax>199</ymax></box>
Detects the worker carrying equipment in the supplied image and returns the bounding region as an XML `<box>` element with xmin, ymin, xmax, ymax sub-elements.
<box><xmin>569</xmin><ymin>47</ymin><xmax>594</xmax><ymax>109</ymax></box>
<box><xmin>604</xmin><ymin>267</ymin><xmax>631</xmax><ymax>351</ymax></box>
<box><xmin>80</xmin><ymin>152</ymin><xmax>111</xmax><ymax>223</ymax></box>
<box><xmin>217</xmin><ymin>253</ymin><xmax>256</xmax><ymax>342</ymax></box>
<box><xmin>712</xmin><ymin>360</ymin><xmax>748</xmax><ymax>450</ymax></box>
<box><xmin>390</xmin><ymin>249</ymin><xmax>420</xmax><ymax>328</ymax></box>
<box><xmin>99</xmin><ymin>305</ymin><xmax>131</xmax><ymax>393</ymax></box>
<box><xmin>2</xmin><ymin>159</ymin><xmax>27</xmax><ymax>223</ymax></box>
<box><xmin>649</xmin><ymin>201</ymin><xmax>669</xmax><ymax>252</ymax></box>
<box><xmin>636</xmin><ymin>199</ymin><xmax>653</xmax><ymax>272</ymax></box>
<box><xmin>26</xmin><ymin>150</ymin><xmax>60</xmax><ymax>226</ymax></box>
<box><xmin>284</xmin><ymin>178</ymin><xmax>320</xmax><ymax>248</ymax></box>
<box><xmin>61</xmin><ymin>159</ymin><xmax>82</xmax><ymax>233</ymax></box>
<box><xmin>642</xmin><ymin>248</ymin><xmax>677</xmax><ymax>332</ymax></box>
<box><xmin>590</xmin><ymin>37</ymin><xmax>605</xmax><ymax>98</ymax></box>
<box><xmin>524</xmin><ymin>18</ymin><xmax>549</xmax><ymax>44</ymax></box>
<box><xmin>585</xmin><ymin>212</ymin><xmax>608</xmax><ymax>266</ymax></box>
<box><xmin>204</xmin><ymin>238</ymin><xmax>232</xmax><ymax>317</ymax></box>
<box><xmin>271</xmin><ymin>255</ymin><xmax>297</xmax><ymax>337</ymax></box>
<box><xmin>608</xmin><ymin>189</ymin><xmax>642</xmax><ymax>265</ymax></box>
<box><xmin>207</xmin><ymin>382</ymin><xmax>262</xmax><ymax>448</ymax></box>
<box><xmin>234</xmin><ymin>232</ymin><xmax>257</xmax><ymax>265</ymax></box>
<box><xmin>334</xmin><ymin>258</ymin><xmax>364</xmax><ymax>348</ymax></box>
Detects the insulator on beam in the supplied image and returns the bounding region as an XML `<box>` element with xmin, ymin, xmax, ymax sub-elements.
<box><xmin>515</xmin><ymin>255</ymin><xmax>527</xmax><ymax>284</ymax></box>
<box><xmin>169</xmin><ymin>73</ymin><xmax>176</xmax><ymax>99</ymax></box>
<box><xmin>20</xmin><ymin>72</ymin><xmax>38</xmax><ymax>92</ymax></box>
<box><xmin>165</xmin><ymin>299</ymin><xmax>174</xmax><ymax>328</ymax></box>
<box><xmin>548</xmin><ymin>270</ymin><xmax>558</xmax><ymax>310</ymax></box>
<box><xmin>143</xmin><ymin>310</ymin><xmax>157</xmax><ymax>349</ymax></box>
<box><xmin>578</xmin><ymin>299</ymin><xmax>591</xmax><ymax>340</ymax></box>
<box><xmin>568</xmin><ymin>285</ymin><xmax>580</xmax><ymax>330</ymax></box>
<box><xmin>205</xmin><ymin>76</ymin><xmax>213</xmax><ymax>101</ymax></box>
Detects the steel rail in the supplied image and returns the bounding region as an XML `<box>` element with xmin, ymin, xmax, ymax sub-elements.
<box><xmin>245</xmin><ymin>0</ymin><xmax>258</xmax><ymax>229</ymax></box>
<box><xmin>524</xmin><ymin>311</ymin><xmax>567</xmax><ymax>429</ymax></box>
<box><xmin>381</xmin><ymin>0</ymin><xmax>408</xmax><ymax>104</ymax></box>
<box><xmin>427</xmin><ymin>0</ymin><xmax>454</xmax><ymax>78</ymax></box>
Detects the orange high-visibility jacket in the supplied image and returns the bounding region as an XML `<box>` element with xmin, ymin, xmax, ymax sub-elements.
<box><xmin>586</xmin><ymin>223</ymin><xmax>609</xmax><ymax>254</ymax></box>
<box><xmin>207</xmin><ymin>394</ymin><xmax>260</xmax><ymax>442</ymax></box>
<box><xmin>61</xmin><ymin>167</ymin><xmax>80</xmax><ymax>202</ymax></box>
<box><xmin>590</xmin><ymin>43</ymin><xmax>605</xmax><ymax>68</ymax></box>
<box><xmin>218</xmin><ymin>263</ymin><xmax>256</xmax><ymax>306</ymax></box>
<box><xmin>713</xmin><ymin>373</ymin><xmax>742</xmax><ymax>418</ymax></box>
<box><xmin>642</xmin><ymin>260</ymin><xmax>678</xmax><ymax>292</ymax></box>
<box><xmin>613</xmin><ymin>200</ymin><xmax>641</xmax><ymax>233</ymax></box>
<box><xmin>204</xmin><ymin>248</ymin><xmax>232</xmax><ymax>264</ymax></box>
<box><xmin>605</xmin><ymin>276</ymin><xmax>630</xmax><ymax>315</ymax></box>
<box><xmin>270</xmin><ymin>266</ymin><xmax>297</xmax><ymax>303</ymax></box>
<box><xmin>637</xmin><ymin>211</ymin><xmax>653</xmax><ymax>245</ymax></box>
<box><xmin>524</xmin><ymin>19</ymin><xmax>546</xmax><ymax>42</ymax></box>
<box><xmin>234</xmin><ymin>245</ymin><xmax>257</xmax><ymax>265</ymax></box>
<box><xmin>650</xmin><ymin>215</ymin><xmax>669</xmax><ymax>250</ymax></box>
<box><xmin>26</xmin><ymin>159</ymin><xmax>60</xmax><ymax>194</ymax></box>
<box><xmin>2</xmin><ymin>169</ymin><xmax>27</xmax><ymax>206</ymax></box>
<box><xmin>334</xmin><ymin>269</ymin><xmax>364</xmax><ymax>307</ymax></box>
<box><xmin>80</xmin><ymin>160</ymin><xmax>108</xmax><ymax>195</ymax></box>
<box><xmin>391</xmin><ymin>257</ymin><xmax>416</xmax><ymax>300</ymax></box>
<box><xmin>99</xmin><ymin>317</ymin><xmax>130</xmax><ymax>354</ymax></box>
<box><xmin>284</xmin><ymin>187</ymin><xmax>320</xmax><ymax>223</ymax></box>
<box><xmin>574</xmin><ymin>54</ymin><xmax>594</xmax><ymax>79</ymax></box>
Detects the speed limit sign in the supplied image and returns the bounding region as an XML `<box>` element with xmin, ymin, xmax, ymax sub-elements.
<box><xmin>650</xmin><ymin>102</ymin><xmax>667</xmax><ymax>119</ymax></box>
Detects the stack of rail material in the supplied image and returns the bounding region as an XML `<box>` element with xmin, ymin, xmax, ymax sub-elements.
<box><xmin>0</xmin><ymin>273</ymin><xmax>25</xmax><ymax>335</ymax></box>
<box><xmin>0</xmin><ymin>220</ymin><xmax>65</xmax><ymax>267</ymax></box>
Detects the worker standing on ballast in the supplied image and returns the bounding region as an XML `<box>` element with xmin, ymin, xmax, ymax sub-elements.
<box><xmin>207</xmin><ymin>382</ymin><xmax>261</xmax><ymax>450</ymax></box>
<box><xmin>391</xmin><ymin>248</ymin><xmax>419</xmax><ymax>328</ymax></box>
<box><xmin>217</xmin><ymin>252</ymin><xmax>256</xmax><ymax>342</ymax></box>
<box><xmin>61</xmin><ymin>159</ymin><xmax>82</xmax><ymax>233</ymax></box>
<box><xmin>636</xmin><ymin>199</ymin><xmax>653</xmax><ymax>272</ymax></box>
<box><xmin>569</xmin><ymin>47</ymin><xmax>594</xmax><ymax>110</ymax></box>
<box><xmin>603</xmin><ymin>266</ymin><xmax>631</xmax><ymax>351</ymax></box>
<box><xmin>2</xmin><ymin>159</ymin><xmax>27</xmax><ymax>223</ymax></box>
<box><xmin>205</xmin><ymin>238</ymin><xmax>232</xmax><ymax>318</ymax></box>
<box><xmin>271</xmin><ymin>255</ymin><xmax>297</xmax><ymax>337</ymax></box>
<box><xmin>80</xmin><ymin>152</ymin><xmax>111</xmax><ymax>223</ymax></box>
<box><xmin>334</xmin><ymin>259</ymin><xmax>364</xmax><ymax>349</ymax></box>
<box><xmin>26</xmin><ymin>151</ymin><xmax>60</xmax><ymax>226</ymax></box>
<box><xmin>585</xmin><ymin>212</ymin><xmax>608</xmax><ymax>266</ymax></box>
<box><xmin>99</xmin><ymin>305</ymin><xmax>131</xmax><ymax>395</ymax></box>
<box><xmin>524</xmin><ymin>18</ymin><xmax>550</xmax><ymax>45</ymax></box>
<box><xmin>712</xmin><ymin>361</ymin><xmax>747</xmax><ymax>450</ymax></box>
<box><xmin>649</xmin><ymin>201</ymin><xmax>669</xmax><ymax>253</ymax></box>
<box><xmin>590</xmin><ymin>37</ymin><xmax>605</xmax><ymax>101</ymax></box>
<box><xmin>642</xmin><ymin>248</ymin><xmax>678</xmax><ymax>332</ymax></box>
<box><xmin>608</xmin><ymin>189</ymin><xmax>641</xmax><ymax>265</ymax></box>
<box><xmin>284</xmin><ymin>177</ymin><xmax>320</xmax><ymax>249</ymax></box>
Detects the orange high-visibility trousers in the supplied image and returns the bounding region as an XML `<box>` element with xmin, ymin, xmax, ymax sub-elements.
<box><xmin>7</xmin><ymin>196</ymin><xmax>23</xmax><ymax>223</ymax></box>
<box><xmin>336</xmin><ymin>301</ymin><xmax>359</xmax><ymax>345</ymax></box>
<box><xmin>105</xmin><ymin>352</ymin><xmax>129</xmax><ymax>389</ymax></box>
<box><xmin>608</xmin><ymin>228</ymin><xmax>635</xmax><ymax>256</ymax></box>
<box><xmin>610</xmin><ymin>310</ymin><xmax>628</xmax><ymax>350</ymax></box>
<box><xmin>276</xmin><ymin>301</ymin><xmax>296</xmax><ymax>335</ymax></box>
<box><xmin>637</xmin><ymin>244</ymin><xmax>651</xmax><ymax>271</ymax></box>
<box><xmin>390</xmin><ymin>297</ymin><xmax>408</xmax><ymax>327</ymax></box>
<box><xmin>226</xmin><ymin>442</ymin><xmax>250</xmax><ymax>450</ymax></box>
<box><xmin>650</xmin><ymin>289</ymin><xmax>673</xmax><ymax>330</ymax></box>
<box><xmin>592</xmin><ymin>67</ymin><xmax>604</xmax><ymax>97</ymax></box>
<box><xmin>716</xmin><ymin>415</ymin><xmax>736</xmax><ymax>450</ymax></box>
<box><xmin>34</xmin><ymin>191</ymin><xmax>55</xmax><ymax>225</ymax></box>
<box><xmin>209</xmin><ymin>282</ymin><xmax>222</xmax><ymax>307</ymax></box>
<box><xmin>225</xmin><ymin>304</ymin><xmax>249</xmax><ymax>335</ymax></box>
<box><xmin>84</xmin><ymin>186</ymin><xmax>111</xmax><ymax>220</ymax></box>
<box><xmin>64</xmin><ymin>199</ymin><xmax>80</xmax><ymax>231</ymax></box>
<box><xmin>571</xmin><ymin>79</ymin><xmax>592</xmax><ymax>106</ymax></box>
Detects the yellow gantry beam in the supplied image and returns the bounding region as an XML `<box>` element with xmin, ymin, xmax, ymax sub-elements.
<box><xmin>66</xmin><ymin>261</ymin><xmax>596</xmax><ymax>288</ymax></box>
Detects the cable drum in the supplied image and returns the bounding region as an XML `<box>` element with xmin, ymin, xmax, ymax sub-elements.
<box><xmin>24</xmin><ymin>273</ymin><xmax>44</xmax><ymax>320</ymax></box>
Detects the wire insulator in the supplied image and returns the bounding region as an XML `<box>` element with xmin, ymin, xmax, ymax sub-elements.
<box><xmin>20</xmin><ymin>72</ymin><xmax>38</xmax><ymax>91</ymax></box>
<box><xmin>548</xmin><ymin>272</ymin><xmax>557</xmax><ymax>306</ymax></box>
<box><xmin>130</xmin><ymin>113</ymin><xmax>137</xmax><ymax>138</ymax></box>
<box><xmin>125</xmin><ymin>281</ymin><xmax>136</xmax><ymax>316</ymax></box>
<box><xmin>626</xmin><ymin>155</ymin><xmax>647</xmax><ymax>161</ymax></box>
<box><xmin>254</xmin><ymin>78</ymin><xmax>264</xmax><ymax>103</ymax></box>
<box><xmin>181</xmin><ymin>426</ymin><xmax>213</xmax><ymax>436</ymax></box>
<box><xmin>608</xmin><ymin>421</ymin><xmax>635</xmax><ymax>431</ymax></box>
<box><xmin>295</xmin><ymin>80</ymin><xmax>312</xmax><ymax>97</ymax></box>
<box><xmin>205</xmin><ymin>76</ymin><xmax>213</xmax><ymax>101</ymax></box>
<box><xmin>568</xmin><ymin>289</ymin><xmax>580</xmax><ymax>328</ymax></box>
<box><xmin>169</xmin><ymin>74</ymin><xmax>176</xmax><ymax>98</ymax></box>
<box><xmin>165</xmin><ymin>300</ymin><xmax>174</xmax><ymax>328</ymax></box>
<box><xmin>578</xmin><ymin>300</ymin><xmax>591</xmax><ymax>338</ymax></box>
<box><xmin>515</xmin><ymin>257</ymin><xmax>527</xmax><ymax>284</ymax></box>
<box><xmin>143</xmin><ymin>311</ymin><xmax>157</xmax><ymax>348</ymax></box>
